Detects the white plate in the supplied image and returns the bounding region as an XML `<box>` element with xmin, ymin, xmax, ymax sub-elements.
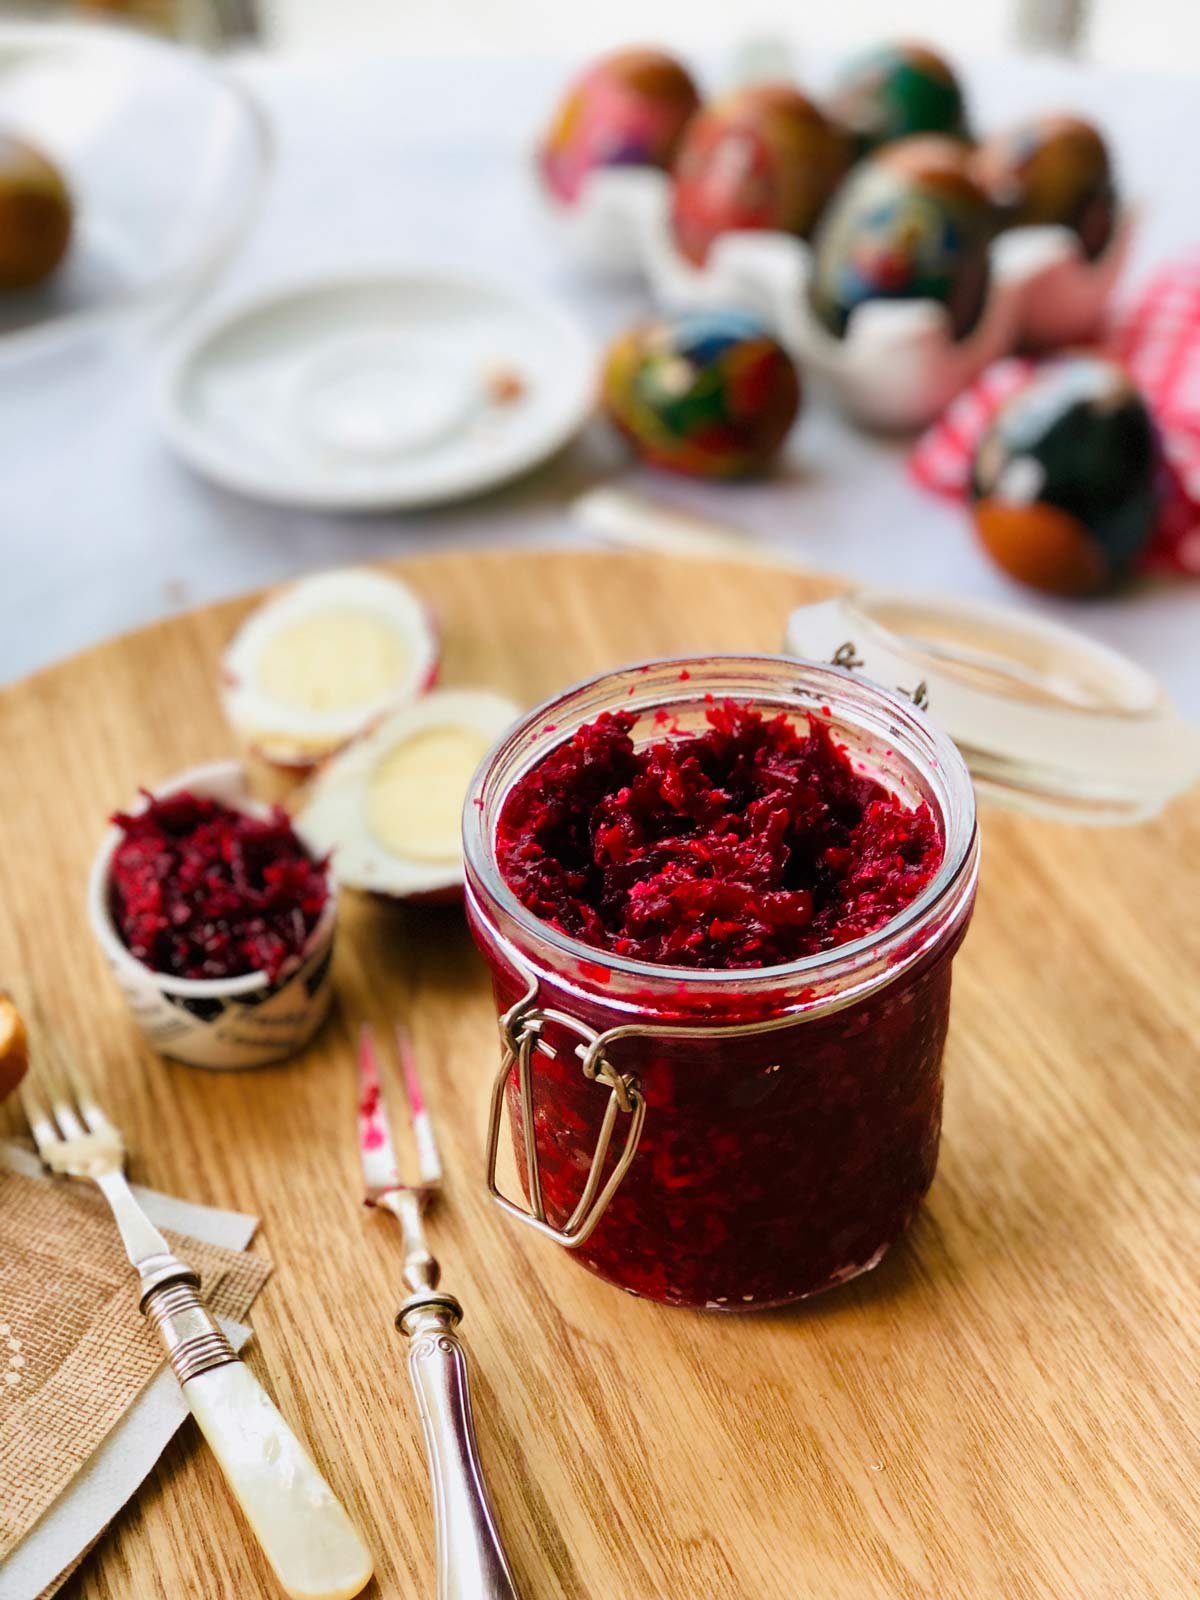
<box><xmin>158</xmin><ymin>269</ymin><xmax>596</xmax><ymax>510</ymax></box>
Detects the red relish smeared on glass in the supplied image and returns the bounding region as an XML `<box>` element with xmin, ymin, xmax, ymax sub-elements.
<box><xmin>496</xmin><ymin>701</ymin><xmax>943</xmax><ymax>969</ymax></box>
<box><xmin>109</xmin><ymin>791</ymin><xmax>329</xmax><ymax>983</ymax></box>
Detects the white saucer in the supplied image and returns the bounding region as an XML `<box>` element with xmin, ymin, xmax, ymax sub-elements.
<box><xmin>158</xmin><ymin>270</ymin><xmax>596</xmax><ymax>510</ymax></box>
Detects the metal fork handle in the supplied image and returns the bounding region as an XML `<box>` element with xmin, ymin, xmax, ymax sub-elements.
<box><xmin>398</xmin><ymin>1293</ymin><xmax>521</xmax><ymax>1600</ymax></box>
<box><xmin>142</xmin><ymin>1270</ymin><xmax>239</xmax><ymax>1382</ymax></box>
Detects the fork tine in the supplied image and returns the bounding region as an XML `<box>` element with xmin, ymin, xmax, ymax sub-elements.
<box><xmin>47</xmin><ymin>1091</ymin><xmax>86</xmax><ymax>1142</ymax></box>
<box><xmin>21</xmin><ymin>1007</ymin><xmax>87</xmax><ymax>1139</ymax></box>
<box><xmin>358</xmin><ymin>1023</ymin><xmax>403</xmax><ymax>1200</ymax></box>
<box><xmin>55</xmin><ymin>1048</ymin><xmax>110</xmax><ymax>1136</ymax></box>
<box><xmin>395</xmin><ymin>1026</ymin><xmax>442</xmax><ymax>1188</ymax></box>
<box><xmin>18</xmin><ymin>1072</ymin><xmax>57</xmax><ymax>1160</ymax></box>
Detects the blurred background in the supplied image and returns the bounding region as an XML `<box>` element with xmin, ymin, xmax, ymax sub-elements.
<box><xmin>6</xmin><ymin>0</ymin><xmax>1194</xmax><ymax>66</ymax></box>
<box><xmin>1</xmin><ymin>0</ymin><xmax>1197</xmax><ymax>740</ymax></box>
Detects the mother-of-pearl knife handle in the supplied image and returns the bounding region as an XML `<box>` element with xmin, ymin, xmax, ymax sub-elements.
<box><xmin>143</xmin><ymin>1276</ymin><xmax>374</xmax><ymax>1600</ymax></box>
<box><xmin>398</xmin><ymin>1292</ymin><xmax>521</xmax><ymax>1600</ymax></box>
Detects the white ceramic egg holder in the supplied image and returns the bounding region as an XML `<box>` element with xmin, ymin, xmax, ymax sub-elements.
<box><xmin>541</xmin><ymin>168</ymin><xmax>1132</xmax><ymax>432</ymax></box>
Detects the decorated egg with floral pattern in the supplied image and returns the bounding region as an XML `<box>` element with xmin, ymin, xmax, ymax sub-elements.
<box><xmin>602</xmin><ymin>310</ymin><xmax>801</xmax><ymax>478</ymax></box>
<box><xmin>971</xmin><ymin>113</ymin><xmax>1116</xmax><ymax>259</ymax></box>
<box><xmin>808</xmin><ymin>145</ymin><xmax>994</xmax><ymax>341</ymax></box>
<box><xmin>970</xmin><ymin>357</ymin><xmax>1159</xmax><ymax>592</ymax></box>
<box><xmin>538</xmin><ymin>48</ymin><xmax>701</xmax><ymax>206</ymax></box>
<box><xmin>827</xmin><ymin>42</ymin><xmax>968</xmax><ymax>156</ymax></box>
<box><xmin>670</xmin><ymin>84</ymin><xmax>850</xmax><ymax>266</ymax></box>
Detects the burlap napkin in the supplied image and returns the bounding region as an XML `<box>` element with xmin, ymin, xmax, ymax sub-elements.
<box><xmin>0</xmin><ymin>1156</ymin><xmax>271</xmax><ymax>1590</ymax></box>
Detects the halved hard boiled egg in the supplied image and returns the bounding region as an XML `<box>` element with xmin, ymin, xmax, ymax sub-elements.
<box><xmin>221</xmin><ymin>568</ymin><xmax>440</xmax><ymax>768</ymax></box>
<box><xmin>295</xmin><ymin>689</ymin><xmax>520</xmax><ymax>900</ymax></box>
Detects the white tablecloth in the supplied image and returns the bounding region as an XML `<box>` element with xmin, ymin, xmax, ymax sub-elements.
<box><xmin>3</xmin><ymin>48</ymin><xmax>1198</xmax><ymax>714</ymax></box>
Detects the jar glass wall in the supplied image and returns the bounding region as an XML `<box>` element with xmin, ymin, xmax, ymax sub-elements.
<box><xmin>464</xmin><ymin>656</ymin><xmax>979</xmax><ymax>1310</ymax></box>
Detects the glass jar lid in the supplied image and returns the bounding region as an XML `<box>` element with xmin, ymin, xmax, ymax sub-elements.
<box><xmin>786</xmin><ymin>590</ymin><xmax>1200</xmax><ymax>823</ymax></box>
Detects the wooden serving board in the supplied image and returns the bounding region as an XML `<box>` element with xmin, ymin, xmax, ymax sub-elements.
<box><xmin>1</xmin><ymin>549</ymin><xmax>1197</xmax><ymax>1600</ymax></box>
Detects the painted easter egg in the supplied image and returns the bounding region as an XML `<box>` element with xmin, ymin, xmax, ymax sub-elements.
<box><xmin>0</xmin><ymin>133</ymin><xmax>72</xmax><ymax>291</ymax></box>
<box><xmin>602</xmin><ymin>310</ymin><xmax>801</xmax><ymax>478</ymax></box>
<box><xmin>808</xmin><ymin>146</ymin><xmax>994</xmax><ymax>340</ymax></box>
<box><xmin>827</xmin><ymin>42</ymin><xmax>968</xmax><ymax>156</ymax></box>
<box><xmin>670</xmin><ymin>83</ymin><xmax>850</xmax><ymax>266</ymax></box>
<box><xmin>538</xmin><ymin>48</ymin><xmax>701</xmax><ymax>206</ymax></box>
<box><xmin>969</xmin><ymin>356</ymin><xmax>1159</xmax><ymax>593</ymax></box>
<box><xmin>971</xmin><ymin>113</ymin><xmax>1116</xmax><ymax>259</ymax></box>
<box><xmin>876</xmin><ymin>133</ymin><xmax>976</xmax><ymax>186</ymax></box>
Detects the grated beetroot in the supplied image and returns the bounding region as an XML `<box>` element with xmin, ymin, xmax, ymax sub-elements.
<box><xmin>473</xmin><ymin>688</ymin><xmax>975</xmax><ymax>1309</ymax></box>
<box><xmin>110</xmin><ymin>791</ymin><xmax>329</xmax><ymax>983</ymax></box>
<box><xmin>497</xmin><ymin>701</ymin><xmax>943</xmax><ymax>968</ymax></box>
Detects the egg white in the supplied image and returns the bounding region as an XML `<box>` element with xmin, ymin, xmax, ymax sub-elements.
<box><xmin>295</xmin><ymin>689</ymin><xmax>520</xmax><ymax>897</ymax></box>
<box><xmin>222</xmin><ymin>568</ymin><xmax>440</xmax><ymax>767</ymax></box>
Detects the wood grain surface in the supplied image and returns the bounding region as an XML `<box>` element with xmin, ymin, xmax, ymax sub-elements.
<box><xmin>1</xmin><ymin>549</ymin><xmax>1197</xmax><ymax>1600</ymax></box>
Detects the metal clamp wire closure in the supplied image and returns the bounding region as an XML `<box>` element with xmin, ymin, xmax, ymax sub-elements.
<box><xmin>486</xmin><ymin>979</ymin><xmax>646</xmax><ymax>1250</ymax></box>
<box><xmin>830</xmin><ymin>640</ymin><xmax>929</xmax><ymax>711</ymax></box>
<box><xmin>486</xmin><ymin>960</ymin><xmax>862</xmax><ymax>1250</ymax></box>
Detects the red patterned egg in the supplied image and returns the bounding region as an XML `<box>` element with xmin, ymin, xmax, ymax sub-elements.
<box><xmin>538</xmin><ymin>48</ymin><xmax>700</xmax><ymax>206</ymax></box>
<box><xmin>670</xmin><ymin>84</ymin><xmax>850</xmax><ymax>266</ymax></box>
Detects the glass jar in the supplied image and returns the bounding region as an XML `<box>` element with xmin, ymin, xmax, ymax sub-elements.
<box><xmin>464</xmin><ymin>656</ymin><xmax>979</xmax><ymax>1310</ymax></box>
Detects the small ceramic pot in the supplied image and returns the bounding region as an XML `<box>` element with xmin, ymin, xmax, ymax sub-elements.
<box><xmin>87</xmin><ymin>761</ymin><xmax>336</xmax><ymax>1069</ymax></box>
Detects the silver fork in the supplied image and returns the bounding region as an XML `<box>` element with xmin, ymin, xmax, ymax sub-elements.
<box><xmin>12</xmin><ymin>992</ymin><xmax>374</xmax><ymax>1600</ymax></box>
<box><xmin>358</xmin><ymin>1023</ymin><xmax>521</xmax><ymax>1600</ymax></box>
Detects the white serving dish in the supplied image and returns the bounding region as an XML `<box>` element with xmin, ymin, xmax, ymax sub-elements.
<box><xmin>786</xmin><ymin>589</ymin><xmax>1200</xmax><ymax>823</ymax></box>
<box><xmin>157</xmin><ymin>268</ymin><xmax>596</xmax><ymax>511</ymax></box>
<box><xmin>542</xmin><ymin>167</ymin><xmax>1132</xmax><ymax>431</ymax></box>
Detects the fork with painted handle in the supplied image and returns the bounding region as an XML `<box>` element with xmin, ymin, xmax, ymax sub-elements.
<box><xmin>6</xmin><ymin>994</ymin><xmax>374</xmax><ymax>1600</ymax></box>
<box><xmin>358</xmin><ymin>1024</ymin><xmax>521</xmax><ymax>1600</ymax></box>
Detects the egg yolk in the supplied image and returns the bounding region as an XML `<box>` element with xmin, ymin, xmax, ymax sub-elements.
<box><xmin>256</xmin><ymin>611</ymin><xmax>410</xmax><ymax>712</ymax></box>
<box><xmin>365</xmin><ymin>726</ymin><xmax>491</xmax><ymax>862</ymax></box>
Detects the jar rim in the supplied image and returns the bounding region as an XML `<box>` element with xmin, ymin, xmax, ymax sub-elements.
<box><xmin>463</xmin><ymin>653</ymin><xmax>978</xmax><ymax>996</ymax></box>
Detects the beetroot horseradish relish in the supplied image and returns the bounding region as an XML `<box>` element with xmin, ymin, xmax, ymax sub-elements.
<box><xmin>110</xmin><ymin>791</ymin><xmax>329</xmax><ymax>983</ymax></box>
<box><xmin>496</xmin><ymin>701</ymin><xmax>943</xmax><ymax>969</ymax></box>
<box><xmin>465</xmin><ymin>657</ymin><xmax>978</xmax><ymax>1310</ymax></box>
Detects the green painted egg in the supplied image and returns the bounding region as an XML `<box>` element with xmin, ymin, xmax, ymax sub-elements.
<box><xmin>827</xmin><ymin>42</ymin><xmax>968</xmax><ymax>156</ymax></box>
<box><xmin>808</xmin><ymin>145</ymin><xmax>994</xmax><ymax>340</ymax></box>
<box><xmin>602</xmin><ymin>310</ymin><xmax>801</xmax><ymax>478</ymax></box>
